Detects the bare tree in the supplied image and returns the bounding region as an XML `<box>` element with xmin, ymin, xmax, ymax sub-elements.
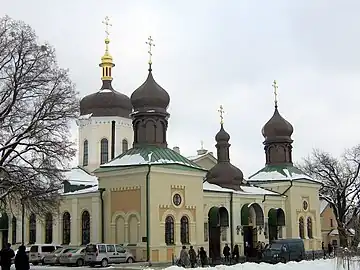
<box><xmin>300</xmin><ymin>147</ymin><xmax>360</xmax><ymax>248</ymax></box>
<box><xmin>0</xmin><ymin>16</ymin><xmax>79</xmax><ymax>216</ymax></box>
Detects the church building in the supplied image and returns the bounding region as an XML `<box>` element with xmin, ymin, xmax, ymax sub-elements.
<box><xmin>0</xmin><ymin>21</ymin><xmax>323</xmax><ymax>263</ymax></box>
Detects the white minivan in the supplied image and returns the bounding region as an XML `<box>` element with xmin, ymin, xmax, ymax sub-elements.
<box><xmin>29</xmin><ymin>244</ymin><xmax>63</xmax><ymax>265</ymax></box>
<box><xmin>85</xmin><ymin>243</ymin><xmax>135</xmax><ymax>267</ymax></box>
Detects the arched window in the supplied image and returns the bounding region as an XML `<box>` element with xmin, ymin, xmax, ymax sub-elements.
<box><xmin>29</xmin><ymin>214</ymin><xmax>36</xmax><ymax>244</ymax></box>
<box><xmin>100</xmin><ymin>138</ymin><xmax>109</xmax><ymax>164</ymax></box>
<box><xmin>83</xmin><ymin>140</ymin><xmax>89</xmax><ymax>166</ymax></box>
<box><xmin>11</xmin><ymin>216</ymin><xmax>16</xmax><ymax>244</ymax></box>
<box><xmin>81</xmin><ymin>211</ymin><xmax>90</xmax><ymax>245</ymax></box>
<box><xmin>165</xmin><ymin>216</ymin><xmax>174</xmax><ymax>245</ymax></box>
<box><xmin>180</xmin><ymin>216</ymin><xmax>189</xmax><ymax>244</ymax></box>
<box><xmin>299</xmin><ymin>217</ymin><xmax>305</xmax><ymax>239</ymax></box>
<box><xmin>307</xmin><ymin>217</ymin><xmax>313</xmax><ymax>239</ymax></box>
<box><xmin>122</xmin><ymin>139</ymin><xmax>128</xmax><ymax>153</ymax></box>
<box><xmin>45</xmin><ymin>213</ymin><xmax>53</xmax><ymax>244</ymax></box>
<box><xmin>62</xmin><ymin>212</ymin><xmax>71</xmax><ymax>245</ymax></box>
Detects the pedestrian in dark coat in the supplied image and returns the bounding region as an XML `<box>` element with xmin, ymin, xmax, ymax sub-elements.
<box><xmin>199</xmin><ymin>247</ymin><xmax>207</xmax><ymax>267</ymax></box>
<box><xmin>14</xmin><ymin>245</ymin><xmax>29</xmax><ymax>270</ymax></box>
<box><xmin>0</xmin><ymin>243</ymin><xmax>15</xmax><ymax>270</ymax></box>
<box><xmin>188</xmin><ymin>246</ymin><xmax>197</xmax><ymax>268</ymax></box>
<box><xmin>223</xmin><ymin>244</ymin><xmax>231</xmax><ymax>264</ymax></box>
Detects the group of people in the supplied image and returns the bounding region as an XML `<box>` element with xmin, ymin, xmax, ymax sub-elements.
<box><xmin>222</xmin><ymin>243</ymin><xmax>240</xmax><ymax>263</ymax></box>
<box><xmin>322</xmin><ymin>242</ymin><xmax>334</xmax><ymax>257</ymax></box>
<box><xmin>0</xmin><ymin>243</ymin><xmax>29</xmax><ymax>270</ymax></box>
<box><xmin>178</xmin><ymin>246</ymin><xmax>208</xmax><ymax>267</ymax></box>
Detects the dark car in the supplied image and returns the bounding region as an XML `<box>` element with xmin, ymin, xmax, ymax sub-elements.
<box><xmin>262</xmin><ymin>239</ymin><xmax>305</xmax><ymax>263</ymax></box>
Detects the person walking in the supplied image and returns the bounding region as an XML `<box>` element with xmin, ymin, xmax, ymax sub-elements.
<box><xmin>179</xmin><ymin>246</ymin><xmax>189</xmax><ymax>267</ymax></box>
<box><xmin>188</xmin><ymin>246</ymin><xmax>197</xmax><ymax>268</ymax></box>
<box><xmin>199</xmin><ymin>247</ymin><xmax>207</xmax><ymax>267</ymax></box>
<box><xmin>14</xmin><ymin>245</ymin><xmax>29</xmax><ymax>270</ymax></box>
<box><xmin>232</xmin><ymin>244</ymin><xmax>240</xmax><ymax>264</ymax></box>
<box><xmin>0</xmin><ymin>243</ymin><xmax>15</xmax><ymax>270</ymax></box>
<box><xmin>223</xmin><ymin>243</ymin><xmax>231</xmax><ymax>264</ymax></box>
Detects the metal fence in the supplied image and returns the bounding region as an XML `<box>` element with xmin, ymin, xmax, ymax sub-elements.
<box><xmin>334</xmin><ymin>248</ymin><xmax>360</xmax><ymax>270</ymax></box>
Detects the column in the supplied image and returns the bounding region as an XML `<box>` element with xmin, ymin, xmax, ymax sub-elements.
<box><xmin>70</xmin><ymin>198</ymin><xmax>78</xmax><ymax>245</ymax></box>
<box><xmin>175</xmin><ymin>222</ymin><xmax>181</xmax><ymax>246</ymax></box>
<box><xmin>36</xmin><ymin>219</ymin><xmax>43</xmax><ymax>244</ymax></box>
<box><xmin>91</xmin><ymin>196</ymin><xmax>100</xmax><ymax>243</ymax></box>
<box><xmin>190</xmin><ymin>222</ymin><xmax>196</xmax><ymax>245</ymax></box>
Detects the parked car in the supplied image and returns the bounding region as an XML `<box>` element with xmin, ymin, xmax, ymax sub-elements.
<box><xmin>43</xmin><ymin>247</ymin><xmax>75</xmax><ymax>265</ymax></box>
<box><xmin>85</xmin><ymin>243</ymin><xmax>135</xmax><ymax>267</ymax></box>
<box><xmin>59</xmin><ymin>247</ymin><xmax>86</xmax><ymax>267</ymax></box>
<box><xmin>29</xmin><ymin>244</ymin><xmax>63</xmax><ymax>265</ymax></box>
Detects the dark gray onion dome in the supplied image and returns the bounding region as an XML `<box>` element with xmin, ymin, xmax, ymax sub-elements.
<box><xmin>206</xmin><ymin>163</ymin><xmax>244</xmax><ymax>190</ymax></box>
<box><xmin>80</xmin><ymin>80</ymin><xmax>132</xmax><ymax>118</ymax></box>
<box><xmin>215</xmin><ymin>124</ymin><xmax>230</xmax><ymax>142</ymax></box>
<box><xmin>130</xmin><ymin>66</ymin><xmax>170</xmax><ymax>112</ymax></box>
<box><xmin>262</xmin><ymin>107</ymin><xmax>293</xmax><ymax>142</ymax></box>
<box><xmin>206</xmin><ymin>123</ymin><xmax>245</xmax><ymax>191</ymax></box>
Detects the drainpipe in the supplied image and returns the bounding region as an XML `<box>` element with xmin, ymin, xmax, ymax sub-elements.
<box><xmin>21</xmin><ymin>198</ymin><xmax>25</xmax><ymax>245</ymax></box>
<box><xmin>146</xmin><ymin>164</ymin><xmax>151</xmax><ymax>262</ymax></box>
<box><xmin>262</xmin><ymin>180</ymin><xmax>293</xmax><ymax>203</ymax></box>
<box><xmin>98</xmin><ymin>188</ymin><xmax>105</xmax><ymax>243</ymax></box>
<box><xmin>111</xmin><ymin>121</ymin><xmax>116</xmax><ymax>159</ymax></box>
<box><xmin>229</xmin><ymin>192</ymin><xmax>234</xmax><ymax>250</ymax></box>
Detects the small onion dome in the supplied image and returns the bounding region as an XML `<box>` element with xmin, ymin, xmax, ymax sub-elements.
<box><xmin>215</xmin><ymin>124</ymin><xmax>230</xmax><ymax>142</ymax></box>
<box><xmin>130</xmin><ymin>67</ymin><xmax>170</xmax><ymax>112</ymax></box>
<box><xmin>80</xmin><ymin>81</ymin><xmax>132</xmax><ymax>118</ymax></box>
<box><xmin>262</xmin><ymin>107</ymin><xmax>293</xmax><ymax>142</ymax></box>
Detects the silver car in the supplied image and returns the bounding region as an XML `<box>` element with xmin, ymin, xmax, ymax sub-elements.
<box><xmin>85</xmin><ymin>243</ymin><xmax>135</xmax><ymax>267</ymax></box>
<box><xmin>59</xmin><ymin>247</ymin><xmax>86</xmax><ymax>267</ymax></box>
<box><xmin>43</xmin><ymin>247</ymin><xmax>74</xmax><ymax>265</ymax></box>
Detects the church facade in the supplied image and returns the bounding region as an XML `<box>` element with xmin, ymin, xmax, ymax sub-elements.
<box><xmin>0</xmin><ymin>31</ymin><xmax>323</xmax><ymax>263</ymax></box>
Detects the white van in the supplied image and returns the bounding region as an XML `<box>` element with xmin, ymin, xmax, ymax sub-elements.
<box><xmin>85</xmin><ymin>243</ymin><xmax>135</xmax><ymax>267</ymax></box>
<box><xmin>29</xmin><ymin>244</ymin><xmax>62</xmax><ymax>265</ymax></box>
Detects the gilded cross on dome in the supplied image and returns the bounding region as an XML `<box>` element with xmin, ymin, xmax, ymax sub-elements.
<box><xmin>102</xmin><ymin>16</ymin><xmax>112</xmax><ymax>38</ymax></box>
<box><xmin>146</xmin><ymin>36</ymin><xmax>155</xmax><ymax>65</ymax></box>
<box><xmin>272</xmin><ymin>80</ymin><xmax>278</xmax><ymax>108</ymax></box>
<box><xmin>218</xmin><ymin>105</ymin><xmax>225</xmax><ymax>125</ymax></box>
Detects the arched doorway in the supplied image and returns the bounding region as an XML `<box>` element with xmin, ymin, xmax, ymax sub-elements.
<box><xmin>208</xmin><ymin>206</ymin><xmax>229</xmax><ymax>262</ymax></box>
<box><xmin>0</xmin><ymin>212</ymin><xmax>9</xmax><ymax>248</ymax></box>
<box><xmin>268</xmin><ymin>208</ymin><xmax>285</xmax><ymax>242</ymax></box>
<box><xmin>241</xmin><ymin>203</ymin><xmax>264</xmax><ymax>257</ymax></box>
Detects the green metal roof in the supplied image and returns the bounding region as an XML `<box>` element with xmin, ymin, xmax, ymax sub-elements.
<box><xmin>98</xmin><ymin>146</ymin><xmax>207</xmax><ymax>172</ymax></box>
<box><xmin>248</xmin><ymin>164</ymin><xmax>318</xmax><ymax>183</ymax></box>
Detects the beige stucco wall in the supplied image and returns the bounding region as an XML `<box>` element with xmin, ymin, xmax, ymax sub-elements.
<box><xmin>147</xmin><ymin>166</ymin><xmax>206</xmax><ymax>262</ymax></box>
<box><xmin>258</xmin><ymin>180</ymin><xmax>322</xmax><ymax>250</ymax></box>
<box><xmin>6</xmin><ymin>192</ymin><xmax>102</xmax><ymax>249</ymax></box>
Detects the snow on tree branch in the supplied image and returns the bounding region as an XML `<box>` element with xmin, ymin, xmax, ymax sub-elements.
<box><xmin>0</xmin><ymin>15</ymin><xmax>79</xmax><ymax>216</ymax></box>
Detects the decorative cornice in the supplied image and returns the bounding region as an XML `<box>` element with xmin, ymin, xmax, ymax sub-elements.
<box><xmin>110</xmin><ymin>185</ymin><xmax>141</xmax><ymax>191</ymax></box>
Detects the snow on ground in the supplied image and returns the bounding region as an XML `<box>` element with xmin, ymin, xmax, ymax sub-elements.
<box><xmin>164</xmin><ymin>259</ymin><xmax>348</xmax><ymax>270</ymax></box>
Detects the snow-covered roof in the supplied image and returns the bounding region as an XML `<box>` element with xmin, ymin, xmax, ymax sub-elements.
<box><xmin>62</xmin><ymin>185</ymin><xmax>99</xmax><ymax>196</ymax></box>
<box><xmin>78</xmin><ymin>113</ymin><xmax>92</xmax><ymax>120</ymax></box>
<box><xmin>329</xmin><ymin>228</ymin><xmax>354</xmax><ymax>236</ymax></box>
<box><xmin>187</xmin><ymin>151</ymin><xmax>215</xmax><ymax>162</ymax></box>
<box><xmin>248</xmin><ymin>165</ymin><xmax>319</xmax><ymax>183</ymax></box>
<box><xmin>203</xmin><ymin>181</ymin><xmax>280</xmax><ymax>196</ymax></box>
<box><xmin>99</xmin><ymin>146</ymin><xmax>206</xmax><ymax>171</ymax></box>
<box><xmin>64</xmin><ymin>167</ymin><xmax>98</xmax><ymax>186</ymax></box>
<box><xmin>320</xmin><ymin>199</ymin><xmax>329</xmax><ymax>214</ymax></box>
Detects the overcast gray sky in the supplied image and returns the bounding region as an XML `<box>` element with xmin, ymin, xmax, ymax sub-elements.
<box><xmin>3</xmin><ymin>0</ymin><xmax>360</xmax><ymax>176</ymax></box>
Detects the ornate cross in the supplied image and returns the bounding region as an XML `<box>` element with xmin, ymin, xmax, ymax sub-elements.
<box><xmin>200</xmin><ymin>140</ymin><xmax>204</xmax><ymax>150</ymax></box>
<box><xmin>146</xmin><ymin>36</ymin><xmax>155</xmax><ymax>64</ymax></box>
<box><xmin>272</xmin><ymin>80</ymin><xmax>278</xmax><ymax>108</ymax></box>
<box><xmin>102</xmin><ymin>16</ymin><xmax>112</xmax><ymax>38</ymax></box>
<box><xmin>218</xmin><ymin>105</ymin><xmax>225</xmax><ymax>124</ymax></box>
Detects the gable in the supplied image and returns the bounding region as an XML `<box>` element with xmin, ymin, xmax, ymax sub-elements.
<box><xmin>188</xmin><ymin>152</ymin><xmax>217</xmax><ymax>170</ymax></box>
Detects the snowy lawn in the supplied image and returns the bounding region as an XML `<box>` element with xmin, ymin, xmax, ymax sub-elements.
<box><xmin>163</xmin><ymin>259</ymin><xmax>350</xmax><ymax>270</ymax></box>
